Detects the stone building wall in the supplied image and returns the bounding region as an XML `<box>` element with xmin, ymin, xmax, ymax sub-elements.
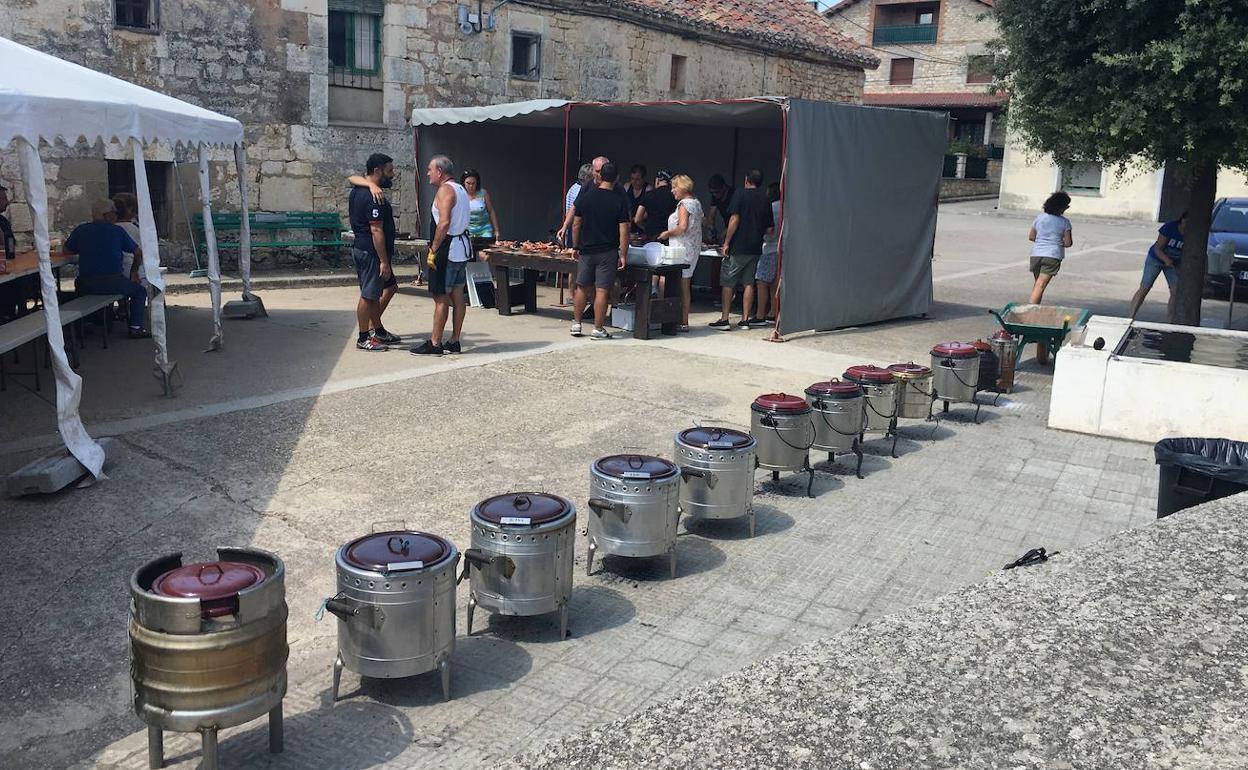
<box><xmin>1</xmin><ymin>0</ymin><xmax>864</xmax><ymax>267</ymax></box>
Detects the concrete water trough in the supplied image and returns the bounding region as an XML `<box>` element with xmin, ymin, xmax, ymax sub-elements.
<box><xmin>1049</xmin><ymin>316</ymin><xmax>1248</xmax><ymax>443</ymax></box>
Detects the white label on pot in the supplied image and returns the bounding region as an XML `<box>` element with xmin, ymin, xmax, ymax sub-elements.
<box><xmin>386</xmin><ymin>560</ymin><xmax>424</xmax><ymax>571</ymax></box>
<box><xmin>708</xmin><ymin>441</ymin><xmax>734</xmax><ymax>449</ymax></box>
<box><xmin>622</xmin><ymin>471</ymin><xmax>650</xmax><ymax>479</ymax></box>
<box><xmin>501</xmin><ymin>516</ymin><xmax>531</xmax><ymax>526</ymax></box>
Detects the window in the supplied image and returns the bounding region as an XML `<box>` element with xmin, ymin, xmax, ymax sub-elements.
<box><xmin>511</xmin><ymin>32</ymin><xmax>541</xmax><ymax>80</ymax></box>
<box><xmin>115</xmin><ymin>0</ymin><xmax>157</xmax><ymax>31</ymax></box>
<box><xmin>107</xmin><ymin>159</ymin><xmax>171</xmax><ymax>237</ymax></box>
<box><xmin>669</xmin><ymin>54</ymin><xmax>687</xmax><ymax>92</ymax></box>
<box><xmin>328</xmin><ymin>8</ymin><xmax>381</xmax><ymax>78</ymax></box>
<box><xmin>917</xmin><ymin>10</ymin><xmax>935</xmax><ymax>25</ymax></box>
<box><xmin>1063</xmin><ymin>162</ymin><xmax>1104</xmax><ymax>194</ymax></box>
<box><xmin>889</xmin><ymin>58</ymin><xmax>915</xmax><ymax>85</ymax></box>
<box><xmin>966</xmin><ymin>55</ymin><xmax>993</xmax><ymax>84</ymax></box>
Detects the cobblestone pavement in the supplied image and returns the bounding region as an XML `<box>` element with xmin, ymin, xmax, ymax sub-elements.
<box><xmin>74</xmin><ymin>349</ymin><xmax>1157</xmax><ymax>770</ymax></box>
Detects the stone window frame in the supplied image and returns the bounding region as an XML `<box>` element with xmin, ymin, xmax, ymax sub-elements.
<box><xmin>114</xmin><ymin>0</ymin><xmax>160</xmax><ymax>33</ymax></box>
<box><xmin>510</xmin><ymin>32</ymin><xmax>542</xmax><ymax>81</ymax></box>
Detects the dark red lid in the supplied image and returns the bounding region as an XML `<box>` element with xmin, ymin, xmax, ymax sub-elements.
<box><xmin>805</xmin><ymin>379</ymin><xmax>863</xmax><ymax>397</ymax></box>
<box><xmin>970</xmin><ymin>339</ymin><xmax>992</xmax><ymax>352</ymax></box>
<box><xmin>152</xmin><ymin>561</ymin><xmax>265</xmax><ymax>617</ymax></box>
<box><xmin>678</xmin><ymin>427</ymin><xmax>754</xmax><ymax>449</ymax></box>
<box><xmin>887</xmin><ymin>362</ymin><xmax>932</xmax><ymax>376</ymax></box>
<box><xmin>990</xmin><ymin>330</ymin><xmax>1014</xmax><ymax>341</ymax></box>
<box><xmin>931</xmin><ymin>342</ymin><xmax>978</xmax><ymax>359</ymax></box>
<box><xmin>594</xmin><ymin>454</ymin><xmax>679</xmax><ymax>480</ymax></box>
<box><xmin>476</xmin><ymin>493</ymin><xmax>572</xmax><ymax>526</ymax></box>
<box><xmin>752</xmin><ymin>393</ymin><xmax>810</xmax><ymax>412</ymax></box>
<box><xmin>344</xmin><ymin>531</ymin><xmax>451</xmax><ymax>572</ymax></box>
<box><xmin>842</xmin><ymin>365</ymin><xmax>895</xmax><ymax>384</ymax></box>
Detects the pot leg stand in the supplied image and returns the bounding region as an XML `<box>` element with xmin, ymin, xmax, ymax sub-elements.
<box><xmin>668</xmin><ymin>548</ymin><xmax>677</xmax><ymax>579</ymax></box>
<box><xmin>972</xmin><ymin>395</ymin><xmax>983</xmax><ymax>424</ymax></box>
<box><xmin>268</xmin><ymin>704</ymin><xmax>284</xmax><ymax>754</ymax></box>
<box><xmin>466</xmin><ymin>593</ymin><xmax>477</xmax><ymax>636</ymax></box>
<box><xmin>200</xmin><ymin>727</ymin><xmax>219</xmax><ymax>770</ymax></box>
<box><xmin>438</xmin><ymin>659</ymin><xmax>452</xmax><ymax>702</ymax></box>
<box><xmin>331</xmin><ymin>653</ymin><xmax>344</xmax><ymax>702</ymax></box>
<box><xmin>854</xmin><ymin>438</ymin><xmax>865</xmax><ymax>479</ymax></box>
<box><xmin>805</xmin><ymin>458</ymin><xmax>815</xmax><ymax>498</ymax></box>
<box><xmin>558</xmin><ymin>602</ymin><xmax>569</xmax><ymax>640</ymax></box>
<box><xmin>889</xmin><ymin>418</ymin><xmax>900</xmax><ymax>459</ymax></box>
<box><xmin>585</xmin><ymin>538</ymin><xmax>597</xmax><ymax>576</ymax></box>
<box><xmin>747</xmin><ymin>505</ymin><xmax>756</xmax><ymax>538</ymax></box>
<box><xmin>146</xmin><ymin>726</ymin><xmax>163</xmax><ymax>769</ymax></box>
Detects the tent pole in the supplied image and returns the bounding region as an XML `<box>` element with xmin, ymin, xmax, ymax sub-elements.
<box><xmin>132</xmin><ymin>141</ymin><xmax>176</xmax><ymax>391</ymax></box>
<box><xmin>16</xmin><ymin>138</ymin><xmax>106</xmax><ymax>478</ymax></box>
<box><xmin>559</xmin><ymin>105</ymin><xmax>572</xmax><ymax>305</ymax></box>
<box><xmin>412</xmin><ymin>126</ymin><xmax>422</xmax><ymax>240</ymax></box>
<box><xmin>234</xmin><ymin>143</ymin><xmax>254</xmax><ymax>300</ymax></box>
<box><xmin>199</xmin><ymin>145</ymin><xmax>223</xmax><ymax>351</ymax></box>
<box><xmin>768</xmin><ymin>103</ymin><xmax>788</xmax><ymax>343</ymax></box>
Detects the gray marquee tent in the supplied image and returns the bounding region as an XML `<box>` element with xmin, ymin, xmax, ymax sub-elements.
<box><xmin>410</xmin><ymin>97</ymin><xmax>946</xmax><ymax>336</ymax></box>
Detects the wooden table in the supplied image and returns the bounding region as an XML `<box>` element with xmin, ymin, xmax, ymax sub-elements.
<box><xmin>482</xmin><ymin>248</ymin><xmax>687</xmax><ymax>340</ymax></box>
<box><xmin>0</xmin><ymin>251</ymin><xmax>73</xmax><ymax>286</ymax></box>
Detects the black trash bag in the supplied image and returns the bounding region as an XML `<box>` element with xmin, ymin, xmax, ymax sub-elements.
<box><xmin>1153</xmin><ymin>437</ymin><xmax>1248</xmax><ymax>519</ymax></box>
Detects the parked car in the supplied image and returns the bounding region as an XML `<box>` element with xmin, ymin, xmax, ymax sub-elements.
<box><xmin>1206</xmin><ymin>197</ymin><xmax>1248</xmax><ymax>299</ymax></box>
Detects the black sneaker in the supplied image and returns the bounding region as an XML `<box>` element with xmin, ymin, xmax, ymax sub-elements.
<box><xmin>409</xmin><ymin>340</ymin><xmax>445</xmax><ymax>356</ymax></box>
<box><xmin>709</xmin><ymin>318</ymin><xmax>731</xmax><ymax>329</ymax></box>
<box><xmin>372</xmin><ymin>328</ymin><xmax>402</xmax><ymax>345</ymax></box>
<box><xmin>736</xmin><ymin>319</ymin><xmax>751</xmax><ymax>329</ymax></box>
<box><xmin>747</xmin><ymin>317</ymin><xmax>770</xmax><ymax>328</ymax></box>
<box><xmin>445</xmin><ymin>340</ymin><xmax>462</xmax><ymax>354</ymax></box>
<box><xmin>357</xmin><ymin>335</ymin><xmax>387</xmax><ymax>351</ymax></box>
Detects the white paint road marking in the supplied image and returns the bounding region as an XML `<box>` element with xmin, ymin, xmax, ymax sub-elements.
<box><xmin>934</xmin><ymin>238</ymin><xmax>1151</xmax><ymax>283</ymax></box>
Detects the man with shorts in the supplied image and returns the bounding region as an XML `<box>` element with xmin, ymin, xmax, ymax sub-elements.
<box><xmin>711</xmin><ymin>169</ymin><xmax>773</xmax><ymax>330</ymax></box>
<box><xmin>1128</xmin><ymin>211</ymin><xmax>1187</xmax><ymax>322</ymax></box>
<box><xmin>571</xmin><ymin>161</ymin><xmax>629</xmax><ymax>340</ymax></box>
<box><xmin>348</xmin><ymin>153</ymin><xmax>400</xmax><ymax>351</ymax></box>
<box><xmin>412</xmin><ymin>155</ymin><xmax>471</xmax><ymax>355</ymax></box>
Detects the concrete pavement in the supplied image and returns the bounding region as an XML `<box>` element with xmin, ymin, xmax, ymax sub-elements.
<box><xmin>0</xmin><ymin>201</ymin><xmax>1202</xmax><ymax>769</ymax></box>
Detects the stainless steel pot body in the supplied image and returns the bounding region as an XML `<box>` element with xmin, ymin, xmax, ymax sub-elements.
<box><xmin>892</xmin><ymin>373</ymin><xmax>933</xmax><ymax>419</ymax></box>
<box><xmin>588</xmin><ymin>468</ymin><xmax>680</xmax><ymax>558</ymax></box>
<box><xmin>989</xmin><ymin>337</ymin><xmax>1017</xmax><ymax>393</ymax></box>
<box><xmin>751</xmin><ymin>408</ymin><xmax>813</xmax><ymax>471</ymax></box>
<box><xmin>931</xmin><ymin>354</ymin><xmax>978</xmax><ymax>403</ymax></box>
<box><xmin>128</xmin><ymin>547</ymin><xmax>288</xmax><ymax>733</ymax></box>
<box><xmin>807</xmin><ymin>394</ymin><xmax>864</xmax><ymax>452</ymax></box>
<box><xmin>850</xmin><ymin>381</ymin><xmax>897</xmax><ymax>434</ymax></box>
<box><xmin>674</xmin><ymin>434</ymin><xmax>756</xmax><ymax>521</ymax></box>
<box><xmin>467</xmin><ymin>509</ymin><xmax>575</xmax><ymax>617</ymax></box>
<box><xmin>332</xmin><ymin>546</ymin><xmax>459</xmax><ymax>680</ymax></box>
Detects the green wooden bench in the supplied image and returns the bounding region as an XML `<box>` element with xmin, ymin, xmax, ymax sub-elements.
<box><xmin>194</xmin><ymin>211</ymin><xmax>346</xmax><ymax>250</ymax></box>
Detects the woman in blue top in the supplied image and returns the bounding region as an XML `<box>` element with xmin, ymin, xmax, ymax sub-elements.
<box><xmin>1027</xmin><ymin>192</ymin><xmax>1073</xmax><ymax>304</ymax></box>
<box><xmin>1128</xmin><ymin>211</ymin><xmax>1187</xmax><ymax>322</ymax></box>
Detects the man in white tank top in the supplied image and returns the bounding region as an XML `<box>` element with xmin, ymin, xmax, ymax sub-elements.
<box><xmin>411</xmin><ymin>154</ymin><xmax>472</xmax><ymax>355</ymax></box>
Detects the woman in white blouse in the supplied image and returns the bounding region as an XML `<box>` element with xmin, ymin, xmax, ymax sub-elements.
<box><xmin>658</xmin><ymin>174</ymin><xmax>704</xmax><ymax>332</ymax></box>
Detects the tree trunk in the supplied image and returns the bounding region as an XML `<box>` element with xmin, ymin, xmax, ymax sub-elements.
<box><xmin>1173</xmin><ymin>159</ymin><xmax>1218</xmax><ymax>326</ymax></box>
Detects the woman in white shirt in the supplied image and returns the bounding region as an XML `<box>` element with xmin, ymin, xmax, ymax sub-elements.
<box><xmin>657</xmin><ymin>174</ymin><xmax>704</xmax><ymax>332</ymax></box>
<box><xmin>1028</xmin><ymin>191</ymin><xmax>1073</xmax><ymax>304</ymax></box>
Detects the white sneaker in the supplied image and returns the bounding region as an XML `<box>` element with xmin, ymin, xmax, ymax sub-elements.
<box><xmin>570</xmin><ymin>322</ymin><xmax>583</xmax><ymax>337</ymax></box>
<box><xmin>591</xmin><ymin>328</ymin><xmax>612</xmax><ymax>340</ymax></box>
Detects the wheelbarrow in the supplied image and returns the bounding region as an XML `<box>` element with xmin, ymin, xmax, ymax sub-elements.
<box><xmin>989</xmin><ymin>302</ymin><xmax>1091</xmax><ymax>364</ymax></box>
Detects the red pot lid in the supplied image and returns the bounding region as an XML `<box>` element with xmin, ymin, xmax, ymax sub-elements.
<box><xmin>152</xmin><ymin>561</ymin><xmax>265</xmax><ymax>617</ymax></box>
<box><xmin>752</xmin><ymin>393</ymin><xmax>810</xmax><ymax>412</ymax></box>
<box><xmin>805</xmin><ymin>379</ymin><xmax>863</xmax><ymax>397</ymax></box>
<box><xmin>678</xmin><ymin>427</ymin><xmax>754</xmax><ymax>449</ymax></box>
<box><xmin>594</xmin><ymin>454</ymin><xmax>679</xmax><ymax>480</ymax></box>
<box><xmin>970</xmin><ymin>339</ymin><xmax>992</xmax><ymax>352</ymax></box>
<box><xmin>990</xmin><ymin>330</ymin><xmax>1015</xmax><ymax>342</ymax></box>
<box><xmin>476</xmin><ymin>493</ymin><xmax>572</xmax><ymax>525</ymax></box>
<box><xmin>842</xmin><ymin>365</ymin><xmax>895</xmax><ymax>384</ymax></box>
<box><xmin>344</xmin><ymin>531</ymin><xmax>451</xmax><ymax>572</ymax></box>
<box><xmin>931</xmin><ymin>342</ymin><xmax>979</xmax><ymax>359</ymax></box>
<box><xmin>887</xmin><ymin>362</ymin><xmax>932</xmax><ymax>376</ymax></box>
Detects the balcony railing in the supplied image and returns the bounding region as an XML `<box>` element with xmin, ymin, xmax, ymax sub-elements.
<box><xmin>873</xmin><ymin>24</ymin><xmax>938</xmax><ymax>45</ymax></box>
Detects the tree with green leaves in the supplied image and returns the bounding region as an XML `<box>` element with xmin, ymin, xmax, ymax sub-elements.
<box><xmin>993</xmin><ymin>0</ymin><xmax>1248</xmax><ymax>324</ymax></box>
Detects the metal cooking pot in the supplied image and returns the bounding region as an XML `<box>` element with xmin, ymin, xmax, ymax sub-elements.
<box><xmin>971</xmin><ymin>340</ymin><xmax>999</xmax><ymax>393</ymax></box>
<box><xmin>931</xmin><ymin>342</ymin><xmax>979</xmax><ymax>404</ymax></box>
<box><xmin>750</xmin><ymin>393</ymin><xmax>815</xmax><ymax>497</ymax></box>
<box><xmin>129</xmin><ymin>547</ymin><xmax>287</xmax><ymax>770</ymax></box>
<box><xmin>464</xmin><ymin>492</ymin><xmax>576</xmax><ymax>639</ymax></box>
<box><xmin>805</xmin><ymin>379</ymin><xmax>865</xmax><ymax>479</ymax></box>
<box><xmin>843</xmin><ymin>365</ymin><xmax>897</xmax><ymax>434</ymax></box>
<box><xmin>989</xmin><ymin>330</ymin><xmax>1017</xmax><ymax>393</ymax></box>
<box><xmin>674</xmin><ymin>426</ymin><xmax>757</xmax><ymax>535</ymax></box>
<box><xmin>327</xmin><ymin>531</ymin><xmax>459</xmax><ymax>702</ymax></box>
<box><xmin>587</xmin><ymin>454</ymin><xmax>685</xmax><ymax>578</ymax></box>
<box><xmin>887</xmin><ymin>362</ymin><xmax>933</xmax><ymax>420</ymax></box>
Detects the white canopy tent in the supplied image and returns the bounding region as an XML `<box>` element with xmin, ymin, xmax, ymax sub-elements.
<box><xmin>0</xmin><ymin>36</ymin><xmax>253</xmax><ymax>479</ymax></box>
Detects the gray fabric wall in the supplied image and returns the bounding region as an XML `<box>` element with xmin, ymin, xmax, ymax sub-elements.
<box><xmin>779</xmin><ymin>101</ymin><xmax>946</xmax><ymax>335</ymax></box>
<box><xmin>416</xmin><ymin>123</ymin><xmax>566</xmax><ymax>240</ymax></box>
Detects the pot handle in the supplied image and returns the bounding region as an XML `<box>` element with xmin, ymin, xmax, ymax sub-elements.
<box><xmin>458</xmin><ymin>549</ymin><xmax>488</xmax><ymax>584</ymax></box>
<box><xmin>324</xmin><ymin>593</ymin><xmax>360</xmax><ymax>622</ymax></box>
<box><xmin>588</xmin><ymin>497</ymin><xmax>631</xmax><ymax>523</ymax></box>
<box><xmin>680</xmin><ymin>466</ymin><xmax>717</xmax><ymax>489</ymax></box>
